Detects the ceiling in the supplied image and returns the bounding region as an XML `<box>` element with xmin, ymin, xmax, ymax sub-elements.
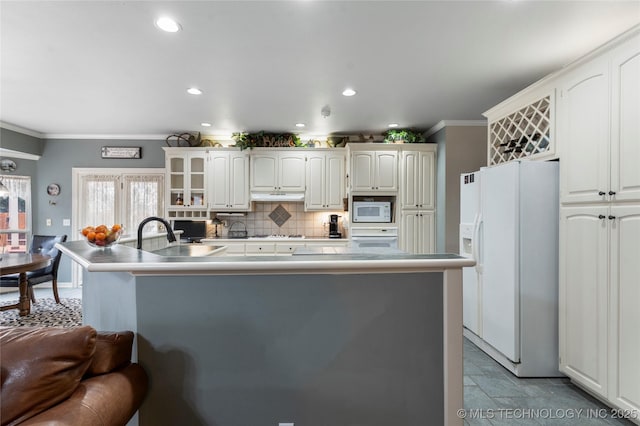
<box><xmin>1</xmin><ymin>1</ymin><xmax>639</xmax><ymax>140</ymax></box>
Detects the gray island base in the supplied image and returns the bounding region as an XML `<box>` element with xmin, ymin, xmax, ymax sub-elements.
<box><xmin>58</xmin><ymin>241</ymin><xmax>473</xmax><ymax>426</ymax></box>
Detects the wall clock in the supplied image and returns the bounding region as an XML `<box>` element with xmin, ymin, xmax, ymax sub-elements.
<box><xmin>47</xmin><ymin>183</ymin><xmax>61</xmax><ymax>196</ymax></box>
<box><xmin>0</xmin><ymin>159</ymin><xmax>17</xmax><ymax>172</ymax></box>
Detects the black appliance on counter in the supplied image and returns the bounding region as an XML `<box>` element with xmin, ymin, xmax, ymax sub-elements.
<box><xmin>329</xmin><ymin>214</ymin><xmax>342</xmax><ymax>238</ymax></box>
<box><xmin>173</xmin><ymin>220</ymin><xmax>207</xmax><ymax>243</ymax></box>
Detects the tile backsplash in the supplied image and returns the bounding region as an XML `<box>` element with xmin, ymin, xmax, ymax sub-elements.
<box><xmin>208</xmin><ymin>202</ymin><xmax>347</xmax><ymax>238</ymax></box>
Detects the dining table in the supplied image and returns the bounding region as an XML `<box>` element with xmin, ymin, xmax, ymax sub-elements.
<box><xmin>0</xmin><ymin>253</ymin><xmax>51</xmax><ymax>316</ymax></box>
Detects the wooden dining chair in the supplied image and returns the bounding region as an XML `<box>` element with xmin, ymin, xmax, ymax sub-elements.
<box><xmin>0</xmin><ymin>235</ymin><xmax>67</xmax><ymax>303</ymax></box>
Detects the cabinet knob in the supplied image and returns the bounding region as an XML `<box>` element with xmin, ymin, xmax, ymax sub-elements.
<box><xmin>598</xmin><ymin>191</ymin><xmax>606</xmax><ymax>196</ymax></box>
<box><xmin>598</xmin><ymin>215</ymin><xmax>606</xmax><ymax>219</ymax></box>
<box><xmin>608</xmin><ymin>191</ymin><xmax>616</xmax><ymax>196</ymax></box>
<box><xmin>608</xmin><ymin>215</ymin><xmax>616</xmax><ymax>220</ymax></box>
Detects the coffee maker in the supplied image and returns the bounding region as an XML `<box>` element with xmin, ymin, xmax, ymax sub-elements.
<box><xmin>328</xmin><ymin>214</ymin><xmax>342</xmax><ymax>238</ymax></box>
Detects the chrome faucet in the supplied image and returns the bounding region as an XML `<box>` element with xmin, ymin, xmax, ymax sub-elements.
<box><xmin>137</xmin><ymin>216</ymin><xmax>177</xmax><ymax>249</ymax></box>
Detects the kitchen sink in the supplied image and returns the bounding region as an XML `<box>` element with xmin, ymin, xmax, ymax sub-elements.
<box><xmin>149</xmin><ymin>244</ymin><xmax>226</xmax><ymax>257</ymax></box>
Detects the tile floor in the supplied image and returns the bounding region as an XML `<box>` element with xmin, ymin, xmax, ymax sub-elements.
<box><xmin>463</xmin><ymin>338</ymin><xmax>633</xmax><ymax>425</ymax></box>
<box><xmin>1</xmin><ymin>288</ymin><xmax>635</xmax><ymax>425</ymax></box>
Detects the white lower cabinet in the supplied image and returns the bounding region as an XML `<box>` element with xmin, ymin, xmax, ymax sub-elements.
<box><xmin>222</xmin><ymin>242</ymin><xmax>245</xmax><ymax>256</ymax></box>
<box><xmin>206</xmin><ymin>240</ymin><xmax>349</xmax><ymax>256</ymax></box>
<box><xmin>400</xmin><ymin>210</ymin><xmax>435</xmax><ymax>254</ymax></box>
<box><xmin>245</xmin><ymin>242</ymin><xmax>276</xmax><ymax>255</ymax></box>
<box><xmin>559</xmin><ymin>206</ymin><xmax>609</xmax><ymax>396</ymax></box>
<box><xmin>275</xmin><ymin>243</ymin><xmax>306</xmax><ymax>254</ymax></box>
<box><xmin>608</xmin><ymin>204</ymin><xmax>640</xmax><ymax>415</ymax></box>
<box><xmin>560</xmin><ymin>204</ymin><xmax>640</xmax><ymax>416</ymax></box>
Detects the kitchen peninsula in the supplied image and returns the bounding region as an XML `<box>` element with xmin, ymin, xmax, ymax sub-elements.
<box><xmin>58</xmin><ymin>240</ymin><xmax>473</xmax><ymax>426</ymax></box>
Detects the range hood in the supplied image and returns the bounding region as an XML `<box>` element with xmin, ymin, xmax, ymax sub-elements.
<box><xmin>250</xmin><ymin>192</ymin><xmax>305</xmax><ymax>202</ymax></box>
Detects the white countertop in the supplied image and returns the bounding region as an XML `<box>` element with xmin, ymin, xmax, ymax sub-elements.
<box><xmin>57</xmin><ymin>240</ymin><xmax>475</xmax><ymax>275</ymax></box>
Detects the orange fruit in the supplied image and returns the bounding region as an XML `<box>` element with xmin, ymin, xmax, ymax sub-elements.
<box><xmin>95</xmin><ymin>232</ymin><xmax>106</xmax><ymax>241</ymax></box>
<box><xmin>112</xmin><ymin>224</ymin><xmax>122</xmax><ymax>232</ymax></box>
<box><xmin>87</xmin><ymin>231</ymin><xmax>96</xmax><ymax>241</ymax></box>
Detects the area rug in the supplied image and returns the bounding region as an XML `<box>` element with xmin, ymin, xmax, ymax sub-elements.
<box><xmin>0</xmin><ymin>298</ymin><xmax>82</xmax><ymax>327</ymax></box>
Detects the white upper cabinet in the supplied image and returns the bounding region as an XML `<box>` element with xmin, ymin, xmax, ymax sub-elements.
<box><xmin>558</xmin><ymin>56</ymin><xmax>610</xmax><ymax>204</ymax></box>
<box><xmin>400</xmin><ymin>147</ymin><xmax>436</xmax><ymax>210</ymax></box>
<box><xmin>208</xmin><ymin>150</ymin><xmax>250</xmax><ymax>211</ymax></box>
<box><xmin>250</xmin><ymin>149</ymin><xmax>306</xmax><ymax>192</ymax></box>
<box><xmin>305</xmin><ymin>150</ymin><xmax>346</xmax><ymax>211</ymax></box>
<box><xmin>559</xmin><ymin>31</ymin><xmax>640</xmax><ymax>205</ymax></box>
<box><xmin>350</xmin><ymin>149</ymin><xmax>398</xmax><ymax>193</ymax></box>
<box><xmin>610</xmin><ymin>35</ymin><xmax>640</xmax><ymax>202</ymax></box>
<box><xmin>164</xmin><ymin>148</ymin><xmax>208</xmax><ymax>210</ymax></box>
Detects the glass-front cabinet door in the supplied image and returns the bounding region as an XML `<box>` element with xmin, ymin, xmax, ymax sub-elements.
<box><xmin>164</xmin><ymin>148</ymin><xmax>208</xmax><ymax>218</ymax></box>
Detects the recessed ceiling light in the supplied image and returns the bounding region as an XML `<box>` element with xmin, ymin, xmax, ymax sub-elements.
<box><xmin>155</xmin><ymin>17</ymin><xmax>181</xmax><ymax>33</ymax></box>
<box><xmin>187</xmin><ymin>87</ymin><xmax>202</xmax><ymax>95</ymax></box>
<box><xmin>201</xmin><ymin>122</ymin><xmax>212</xmax><ymax>127</ymax></box>
<box><xmin>295</xmin><ymin>123</ymin><xmax>305</xmax><ymax>128</ymax></box>
<box><xmin>388</xmin><ymin>123</ymin><xmax>399</xmax><ymax>128</ymax></box>
<box><xmin>342</xmin><ymin>88</ymin><xmax>357</xmax><ymax>97</ymax></box>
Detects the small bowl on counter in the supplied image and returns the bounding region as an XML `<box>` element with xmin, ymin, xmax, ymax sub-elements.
<box><xmin>81</xmin><ymin>224</ymin><xmax>123</xmax><ymax>249</ymax></box>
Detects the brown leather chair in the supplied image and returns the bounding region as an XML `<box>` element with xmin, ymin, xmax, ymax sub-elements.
<box><xmin>0</xmin><ymin>326</ymin><xmax>148</xmax><ymax>426</ymax></box>
<box><xmin>0</xmin><ymin>235</ymin><xmax>67</xmax><ymax>303</ymax></box>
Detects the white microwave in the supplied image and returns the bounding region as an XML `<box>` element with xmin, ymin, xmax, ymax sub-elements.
<box><xmin>352</xmin><ymin>201</ymin><xmax>392</xmax><ymax>223</ymax></box>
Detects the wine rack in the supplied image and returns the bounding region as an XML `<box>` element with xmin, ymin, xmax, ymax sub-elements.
<box><xmin>489</xmin><ymin>95</ymin><xmax>552</xmax><ymax>165</ymax></box>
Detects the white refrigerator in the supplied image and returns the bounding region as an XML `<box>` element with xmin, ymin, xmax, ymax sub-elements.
<box><xmin>460</xmin><ymin>160</ymin><xmax>561</xmax><ymax>377</ymax></box>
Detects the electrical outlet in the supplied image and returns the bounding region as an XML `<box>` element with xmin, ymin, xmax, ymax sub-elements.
<box><xmin>45</xmin><ymin>218</ymin><xmax>52</xmax><ymax>227</ymax></box>
<box><xmin>63</xmin><ymin>219</ymin><xmax>71</xmax><ymax>226</ymax></box>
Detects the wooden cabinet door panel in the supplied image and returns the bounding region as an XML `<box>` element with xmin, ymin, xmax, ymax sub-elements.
<box><xmin>559</xmin><ymin>206</ymin><xmax>609</xmax><ymax>396</ymax></box>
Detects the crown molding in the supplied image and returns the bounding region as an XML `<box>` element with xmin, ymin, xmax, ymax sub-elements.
<box><xmin>0</xmin><ymin>122</ymin><xmax>45</xmax><ymax>139</ymax></box>
<box><xmin>44</xmin><ymin>133</ymin><xmax>167</xmax><ymax>140</ymax></box>
<box><xmin>0</xmin><ymin>148</ymin><xmax>41</xmax><ymax>161</ymax></box>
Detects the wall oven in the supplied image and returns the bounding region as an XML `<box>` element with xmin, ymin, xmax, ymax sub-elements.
<box><xmin>350</xmin><ymin>227</ymin><xmax>400</xmax><ymax>252</ymax></box>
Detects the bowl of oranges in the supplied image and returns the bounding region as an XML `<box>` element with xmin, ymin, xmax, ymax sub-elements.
<box><xmin>81</xmin><ymin>224</ymin><xmax>123</xmax><ymax>249</ymax></box>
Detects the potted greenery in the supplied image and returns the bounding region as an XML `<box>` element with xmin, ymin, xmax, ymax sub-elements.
<box><xmin>232</xmin><ymin>131</ymin><xmax>303</xmax><ymax>150</ymax></box>
<box><xmin>383</xmin><ymin>128</ymin><xmax>425</xmax><ymax>144</ymax></box>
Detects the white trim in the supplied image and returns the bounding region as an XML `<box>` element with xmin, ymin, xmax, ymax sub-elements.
<box><xmin>0</xmin><ymin>122</ymin><xmax>45</xmax><ymax>139</ymax></box>
<box><xmin>0</xmin><ymin>148</ymin><xmax>41</xmax><ymax>161</ymax></box>
<box><xmin>425</xmin><ymin>120</ymin><xmax>487</xmax><ymax>138</ymax></box>
<box><xmin>443</xmin><ymin>268</ymin><xmax>464</xmax><ymax>426</ymax></box>
<box><xmin>45</xmin><ymin>133</ymin><xmax>167</xmax><ymax>140</ymax></box>
<box><xmin>44</xmin><ymin>132</ymin><xmax>236</xmax><ymax>141</ymax></box>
